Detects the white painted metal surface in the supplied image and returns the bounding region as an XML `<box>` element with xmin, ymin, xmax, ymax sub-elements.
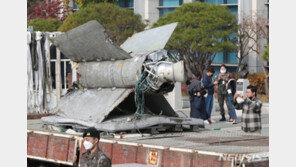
<box><xmin>120</xmin><ymin>22</ymin><xmax>178</xmax><ymax>54</ymax></box>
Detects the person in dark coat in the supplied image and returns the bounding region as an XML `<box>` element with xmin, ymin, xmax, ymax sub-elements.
<box><xmin>187</xmin><ymin>71</ymin><xmax>210</xmax><ymax>124</ymax></box>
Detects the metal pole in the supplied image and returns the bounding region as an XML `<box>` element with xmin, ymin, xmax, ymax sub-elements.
<box><xmin>56</xmin><ymin>48</ymin><xmax>61</xmax><ymax>103</ymax></box>
<box><xmin>71</xmin><ymin>61</ymin><xmax>77</xmax><ymax>84</ymax></box>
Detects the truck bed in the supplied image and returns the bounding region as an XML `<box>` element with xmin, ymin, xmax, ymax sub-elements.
<box><xmin>27</xmin><ymin>109</ymin><xmax>269</xmax><ymax>166</ymax></box>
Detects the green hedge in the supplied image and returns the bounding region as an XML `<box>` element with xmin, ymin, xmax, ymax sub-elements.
<box><xmin>28</xmin><ymin>18</ymin><xmax>62</xmax><ymax>32</ymax></box>
<box><xmin>58</xmin><ymin>2</ymin><xmax>145</xmax><ymax>45</ymax></box>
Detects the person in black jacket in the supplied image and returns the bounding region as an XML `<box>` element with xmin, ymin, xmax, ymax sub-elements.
<box><xmin>187</xmin><ymin>71</ymin><xmax>210</xmax><ymax>125</ymax></box>
<box><xmin>226</xmin><ymin>72</ymin><xmax>237</xmax><ymax>124</ymax></box>
<box><xmin>202</xmin><ymin>67</ymin><xmax>218</xmax><ymax>123</ymax></box>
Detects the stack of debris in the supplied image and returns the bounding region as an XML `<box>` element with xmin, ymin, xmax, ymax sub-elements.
<box><xmin>42</xmin><ymin>20</ymin><xmax>204</xmax><ymax>133</ymax></box>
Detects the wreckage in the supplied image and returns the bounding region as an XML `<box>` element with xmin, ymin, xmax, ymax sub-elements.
<box><xmin>42</xmin><ymin>20</ymin><xmax>204</xmax><ymax>132</ymax></box>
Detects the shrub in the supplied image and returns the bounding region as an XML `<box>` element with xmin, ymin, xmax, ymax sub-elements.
<box><xmin>28</xmin><ymin>18</ymin><xmax>62</xmax><ymax>32</ymax></box>
<box><xmin>58</xmin><ymin>3</ymin><xmax>145</xmax><ymax>45</ymax></box>
<box><xmin>247</xmin><ymin>72</ymin><xmax>268</xmax><ymax>94</ymax></box>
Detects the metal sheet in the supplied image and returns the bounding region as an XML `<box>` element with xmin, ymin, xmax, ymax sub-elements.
<box><xmin>56</xmin><ymin>88</ymin><xmax>133</xmax><ymax>123</ymax></box>
<box><xmin>42</xmin><ymin>89</ymin><xmax>178</xmax><ymax>127</ymax></box>
<box><xmin>78</xmin><ymin>56</ymin><xmax>146</xmax><ymax>88</ymax></box>
<box><xmin>120</xmin><ymin>22</ymin><xmax>178</xmax><ymax>54</ymax></box>
<box><xmin>50</xmin><ymin>20</ymin><xmax>131</xmax><ymax>62</ymax></box>
<box><xmin>42</xmin><ymin>115</ymin><xmax>204</xmax><ymax>132</ymax></box>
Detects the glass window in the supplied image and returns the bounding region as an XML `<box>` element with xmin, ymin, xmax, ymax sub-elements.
<box><xmin>227</xmin><ymin>6</ymin><xmax>238</xmax><ymax>17</ymax></box>
<box><xmin>159</xmin><ymin>8</ymin><xmax>176</xmax><ymax>17</ymax></box>
<box><xmin>227</xmin><ymin>0</ymin><xmax>238</xmax><ymax>4</ymax></box>
<box><xmin>159</xmin><ymin>0</ymin><xmax>183</xmax><ymax>7</ymax></box>
<box><xmin>224</xmin><ymin>52</ymin><xmax>238</xmax><ymax>64</ymax></box>
<box><xmin>117</xmin><ymin>0</ymin><xmax>134</xmax><ymax>8</ymax></box>
<box><xmin>212</xmin><ymin>52</ymin><xmax>224</xmax><ymax>64</ymax></box>
<box><xmin>194</xmin><ymin>0</ymin><xmax>237</xmax><ymax>4</ymax></box>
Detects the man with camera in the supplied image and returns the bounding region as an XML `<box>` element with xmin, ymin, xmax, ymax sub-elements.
<box><xmin>187</xmin><ymin>71</ymin><xmax>211</xmax><ymax>125</ymax></box>
<box><xmin>233</xmin><ymin>85</ymin><xmax>263</xmax><ymax>133</ymax></box>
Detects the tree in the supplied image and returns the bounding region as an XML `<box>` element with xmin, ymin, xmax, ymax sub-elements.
<box><xmin>235</xmin><ymin>24</ymin><xmax>253</xmax><ymax>77</ymax></box>
<box><xmin>76</xmin><ymin>0</ymin><xmax>117</xmax><ymax>7</ymax></box>
<box><xmin>62</xmin><ymin>0</ymin><xmax>117</xmax><ymax>13</ymax></box>
<box><xmin>28</xmin><ymin>0</ymin><xmax>68</xmax><ymax>21</ymax></box>
<box><xmin>58</xmin><ymin>3</ymin><xmax>145</xmax><ymax>45</ymax></box>
<box><xmin>28</xmin><ymin>18</ymin><xmax>62</xmax><ymax>32</ymax></box>
<box><xmin>263</xmin><ymin>45</ymin><xmax>269</xmax><ymax>62</ymax></box>
<box><xmin>152</xmin><ymin>2</ymin><xmax>238</xmax><ymax>77</ymax></box>
<box><xmin>240</xmin><ymin>14</ymin><xmax>269</xmax><ymax>96</ymax></box>
<box><xmin>27</xmin><ymin>0</ymin><xmax>38</xmax><ymax>15</ymax></box>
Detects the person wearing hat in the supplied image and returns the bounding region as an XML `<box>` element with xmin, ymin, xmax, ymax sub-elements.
<box><xmin>187</xmin><ymin>71</ymin><xmax>211</xmax><ymax>126</ymax></box>
<box><xmin>80</xmin><ymin>128</ymin><xmax>111</xmax><ymax>167</ymax></box>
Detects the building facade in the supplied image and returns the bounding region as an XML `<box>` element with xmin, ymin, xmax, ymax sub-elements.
<box><xmin>68</xmin><ymin>0</ymin><xmax>269</xmax><ymax>74</ymax></box>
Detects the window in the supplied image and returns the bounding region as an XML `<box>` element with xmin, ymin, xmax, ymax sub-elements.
<box><xmin>194</xmin><ymin>0</ymin><xmax>238</xmax><ymax>5</ymax></box>
<box><xmin>212</xmin><ymin>52</ymin><xmax>224</xmax><ymax>64</ymax></box>
<box><xmin>159</xmin><ymin>8</ymin><xmax>176</xmax><ymax>17</ymax></box>
<box><xmin>159</xmin><ymin>0</ymin><xmax>183</xmax><ymax>6</ymax></box>
<box><xmin>228</xmin><ymin>6</ymin><xmax>238</xmax><ymax>18</ymax></box>
<box><xmin>224</xmin><ymin>52</ymin><xmax>238</xmax><ymax>64</ymax></box>
<box><xmin>158</xmin><ymin>0</ymin><xmax>183</xmax><ymax>17</ymax></box>
<box><xmin>117</xmin><ymin>0</ymin><xmax>134</xmax><ymax>8</ymax></box>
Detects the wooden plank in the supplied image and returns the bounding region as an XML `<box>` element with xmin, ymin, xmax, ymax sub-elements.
<box><xmin>46</xmin><ymin>136</ymin><xmax>69</xmax><ymax>162</ymax></box>
<box><xmin>111</xmin><ymin>143</ymin><xmax>137</xmax><ymax>164</ymax></box>
<box><xmin>27</xmin><ymin>133</ymin><xmax>49</xmax><ymax>158</ymax></box>
<box><xmin>27</xmin><ymin>113</ymin><xmax>54</xmax><ymax>120</ymax></box>
<box><xmin>162</xmin><ymin>150</ymin><xmax>193</xmax><ymax>167</ymax></box>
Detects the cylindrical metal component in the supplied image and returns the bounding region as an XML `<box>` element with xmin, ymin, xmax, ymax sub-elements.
<box><xmin>78</xmin><ymin>56</ymin><xmax>146</xmax><ymax>88</ymax></box>
<box><xmin>156</xmin><ymin>61</ymin><xmax>186</xmax><ymax>83</ymax></box>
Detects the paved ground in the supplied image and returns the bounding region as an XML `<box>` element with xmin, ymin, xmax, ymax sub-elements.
<box><xmin>106</xmin><ymin>108</ymin><xmax>269</xmax><ymax>154</ymax></box>
<box><xmin>27</xmin><ymin>106</ymin><xmax>269</xmax><ymax>155</ymax></box>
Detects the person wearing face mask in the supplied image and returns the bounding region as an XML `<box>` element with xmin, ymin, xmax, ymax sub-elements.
<box><xmin>80</xmin><ymin>128</ymin><xmax>111</xmax><ymax>167</ymax></box>
<box><xmin>202</xmin><ymin>67</ymin><xmax>218</xmax><ymax>124</ymax></box>
<box><xmin>233</xmin><ymin>85</ymin><xmax>263</xmax><ymax>133</ymax></box>
<box><xmin>215</xmin><ymin>64</ymin><xmax>230</xmax><ymax>121</ymax></box>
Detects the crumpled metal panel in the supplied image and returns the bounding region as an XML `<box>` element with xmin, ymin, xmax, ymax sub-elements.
<box><xmin>78</xmin><ymin>55</ymin><xmax>146</xmax><ymax>88</ymax></box>
<box><xmin>44</xmin><ymin>89</ymin><xmax>179</xmax><ymax>127</ymax></box>
<box><xmin>56</xmin><ymin>88</ymin><xmax>133</xmax><ymax>123</ymax></box>
<box><xmin>42</xmin><ymin>115</ymin><xmax>204</xmax><ymax>132</ymax></box>
<box><xmin>120</xmin><ymin>22</ymin><xmax>178</xmax><ymax>54</ymax></box>
<box><xmin>50</xmin><ymin>20</ymin><xmax>131</xmax><ymax>62</ymax></box>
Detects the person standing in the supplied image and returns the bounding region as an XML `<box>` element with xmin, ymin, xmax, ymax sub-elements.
<box><xmin>215</xmin><ymin>64</ymin><xmax>229</xmax><ymax>121</ymax></box>
<box><xmin>202</xmin><ymin>67</ymin><xmax>218</xmax><ymax>123</ymax></box>
<box><xmin>226</xmin><ymin>72</ymin><xmax>237</xmax><ymax>124</ymax></box>
<box><xmin>80</xmin><ymin>128</ymin><xmax>111</xmax><ymax>167</ymax></box>
<box><xmin>187</xmin><ymin>71</ymin><xmax>211</xmax><ymax>124</ymax></box>
<box><xmin>233</xmin><ymin>85</ymin><xmax>263</xmax><ymax>133</ymax></box>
